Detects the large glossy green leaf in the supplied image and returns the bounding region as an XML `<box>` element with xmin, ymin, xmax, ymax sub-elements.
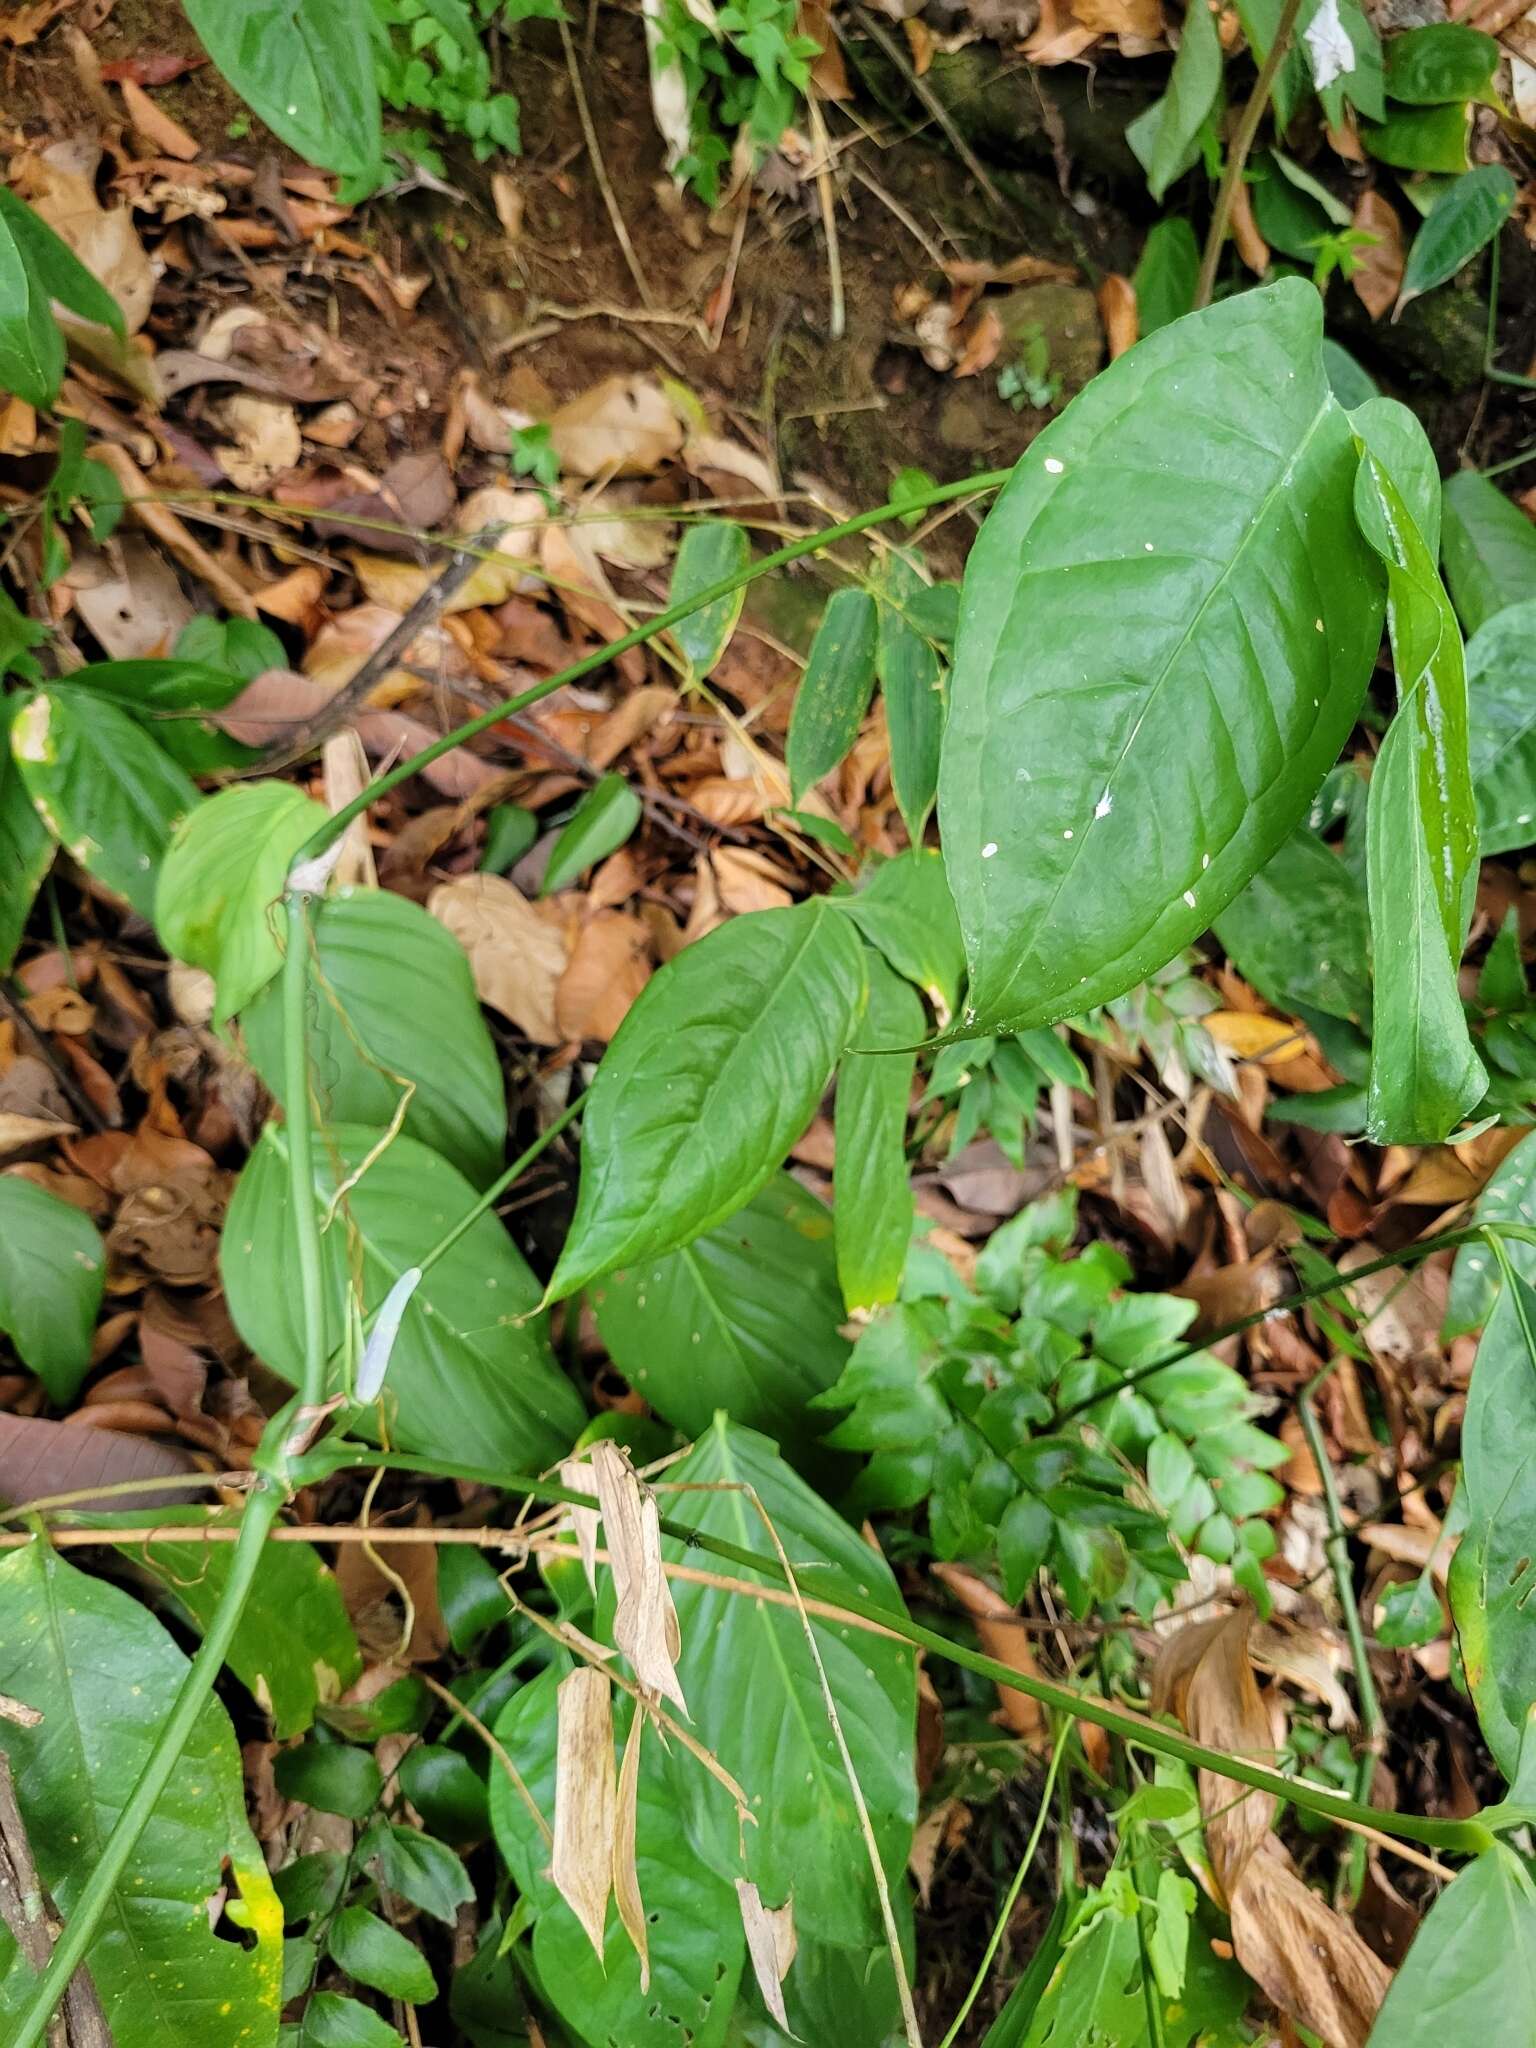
<box><xmin>242</xmin><ymin>887</ymin><xmax>505</xmax><ymax>1188</ymax></box>
<box><xmin>0</xmin><ymin>698</ymin><xmax>51</xmax><ymax>971</ymax></box>
<box><xmin>1366</xmin><ymin>1846</ymin><xmax>1536</xmax><ymax>2045</ymax></box>
<box><xmin>938</xmin><ymin>280</ymin><xmax>1382</xmax><ymax>1037</ymax></box>
<box><xmin>1450</xmin><ymin>1270</ymin><xmax>1536</xmax><ymax>1780</ymax></box>
<box><xmin>0</xmin><ymin>1173</ymin><xmax>104</xmax><ymax>1403</ymax></box>
<box><xmin>1446</xmin><ymin>1130</ymin><xmax>1536</xmax><ymax>1336</ymax></box>
<box><xmin>786</xmin><ymin>587</ymin><xmax>879</xmax><ymax>801</ymax></box>
<box><xmin>591</xmin><ymin>1172</ymin><xmax>849</xmax><ymax>1450</ymax></box>
<box><xmin>1212</xmin><ymin>826</ymin><xmax>1370</xmax><ymax>1025</ymax></box>
<box><xmin>0</xmin><ymin>201</ymin><xmax>63</xmax><ymax>408</ymax></box>
<box><xmin>1383</xmin><ymin>21</ymin><xmax>1499</xmax><ymax>103</ymax></box>
<box><xmin>156</xmin><ymin>782</ymin><xmax>328</xmax><ymax>1025</ymax></box>
<box><xmin>223</xmin><ymin>1125</ymin><xmax>585</xmax><ymax>1479</ymax></box>
<box><xmin>837</xmin><ymin>846</ymin><xmax>966</xmax><ymax>1022</ymax></box>
<box><xmin>97</xmin><ymin>1507</ymin><xmax>362</xmax><ymax>1739</ymax></box>
<box><xmin>1465</xmin><ymin>599</ymin><xmax>1536</xmax><ymax>856</ymax></box>
<box><xmin>836</xmin><ymin>956</ymin><xmax>922</xmax><ymax>1313</ymax></box>
<box><xmin>649</xmin><ymin>1418</ymin><xmax>917</xmax><ymax>1947</ymax></box>
<box><xmin>546</xmin><ymin>902</ymin><xmax>867</xmax><ymax>1302</ymax></box>
<box><xmin>877</xmin><ymin>554</ymin><xmax>945</xmax><ymax>845</ymax></box>
<box><xmin>11</xmin><ymin>688</ymin><xmax>198</xmax><ymax>921</ymax></box>
<box><xmin>1441</xmin><ymin>470</ymin><xmax>1536</xmax><ymax>637</ymax></box>
<box><xmin>493</xmin><ymin>1670</ymin><xmax>745</xmax><ymax>2048</ymax></box>
<box><xmin>0</xmin><ymin>1540</ymin><xmax>282</xmax><ymax>2048</ymax></box>
<box><xmin>182</xmin><ymin>0</ymin><xmax>382</xmax><ymax>182</ymax></box>
<box><xmin>1356</xmin><ymin>452</ymin><xmax>1485</xmax><ymax>1141</ymax></box>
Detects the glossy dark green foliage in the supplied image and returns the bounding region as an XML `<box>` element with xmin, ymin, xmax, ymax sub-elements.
<box><xmin>590</xmin><ymin>1171</ymin><xmax>849</xmax><ymax>1452</ymax></box>
<box><xmin>0</xmin><ymin>1177</ymin><xmax>105</xmax><ymax>1403</ymax></box>
<box><xmin>939</xmin><ymin>281</ymin><xmax>1383</xmax><ymax>1037</ymax></box>
<box><xmin>923</xmin><ymin>1024</ymin><xmax>1089</xmax><ymax>1169</ymax></box>
<box><xmin>1132</xmin><ymin>0</ymin><xmax>1221</xmax><ymax>199</ymax></box>
<box><xmin>547</xmin><ymin>901</ymin><xmax>866</xmax><ymax>1300</ymax></box>
<box><xmin>541</xmin><ymin>773</ymin><xmax>642</xmax><ymax>894</ymax></box>
<box><xmin>786</xmin><ymin>586</ymin><xmax>879</xmax><ymax>801</ymax></box>
<box><xmin>876</xmin><ymin>553</ymin><xmax>946</xmax><ymax>844</ymax></box>
<box><xmin>1132</xmin><ymin>217</ymin><xmax>1198</xmax><ymax>334</ymax></box>
<box><xmin>836</xmin><ymin>955</ymin><xmax>923</xmax><ymax>1313</ymax></box>
<box><xmin>0</xmin><ymin>1542</ymin><xmax>283</xmax><ymax>2048</ymax></box>
<box><xmin>838</xmin><ymin>845</ymin><xmax>966</xmax><ymax>1021</ymax></box>
<box><xmin>1465</xmin><ymin>599</ymin><xmax>1536</xmax><ymax>856</ymax></box>
<box><xmin>814</xmin><ymin>1191</ymin><xmax>1283</xmax><ymax>1615</ymax></box>
<box><xmin>1362</xmin><ymin>100</ymin><xmax>1469</xmax><ymax>172</ymax></box>
<box><xmin>326</xmin><ymin>1909</ymin><xmax>434</xmax><ymax>2005</ymax></box>
<box><xmin>275</xmin><ymin>1740</ymin><xmax>383</xmax><ymax>1820</ymax></box>
<box><xmin>359</xmin><ymin>1820</ymin><xmax>474</xmax><ymax>1922</ymax></box>
<box><xmin>437</xmin><ymin>1545</ymin><xmax>510</xmax><ymax>1652</ymax></box>
<box><xmin>1400</xmin><ymin>165</ymin><xmax>1516</xmax><ymax>308</ymax></box>
<box><xmin>1213</xmin><ymin>827</ymin><xmax>1371</xmax><ymax>1026</ymax></box>
<box><xmin>1383</xmin><ymin>21</ymin><xmax>1499</xmax><ymax>103</ymax></box>
<box><xmin>291</xmin><ymin>1992</ymin><xmax>404</xmax><ymax>2047</ymax></box>
<box><xmin>1366</xmin><ymin>1846</ymin><xmax>1536</xmax><ymax>2046</ymax></box>
<box><xmin>223</xmin><ymin>1125</ymin><xmax>585</xmax><ymax>1479</ymax></box>
<box><xmin>182</xmin><ymin>0</ymin><xmax>383</xmax><ymax>183</ymax></box>
<box><xmin>243</xmin><ymin>887</ymin><xmax>507</xmax><ymax>1187</ymax></box>
<box><xmin>1441</xmin><ymin>470</ymin><xmax>1536</xmax><ymax>637</ymax></box>
<box><xmin>1446</xmin><ymin>1131</ymin><xmax>1536</xmax><ymax>1336</ymax></box>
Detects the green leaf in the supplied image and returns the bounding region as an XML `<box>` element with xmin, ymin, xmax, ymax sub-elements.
<box><xmin>546</xmin><ymin>901</ymin><xmax>867</xmax><ymax>1301</ymax></box>
<box><xmin>0</xmin><ymin>1540</ymin><xmax>283</xmax><ymax>2048</ymax></box>
<box><xmin>1353</xmin><ymin>394</ymin><xmax>1441</xmax><ymax>551</ymax></box>
<box><xmin>1384</xmin><ymin>21</ymin><xmax>1500</xmax><ymax>103</ymax></box>
<box><xmin>1147</xmin><ymin>0</ymin><xmax>1221</xmax><ymax>199</ymax></box>
<box><xmin>838</xmin><ymin>846</ymin><xmax>966</xmax><ymax>1023</ymax></box>
<box><xmin>10</xmin><ymin>688</ymin><xmax>198</xmax><ymax>921</ymax></box>
<box><xmin>223</xmin><ymin>1125</ymin><xmax>587</xmax><ymax>1479</ymax></box>
<box><xmin>541</xmin><ymin>773</ymin><xmax>643</xmax><ymax>895</ymax></box>
<box><xmin>492</xmin><ymin>1671</ymin><xmax>746</xmax><ymax>2048</ymax></box>
<box><xmin>297</xmin><ymin>1992</ymin><xmax>405</xmax><ymax>2048</ymax></box>
<box><xmin>0</xmin><ymin>202</ymin><xmax>64</xmax><ymax>408</ymax></box>
<box><xmin>1212</xmin><ymin>828</ymin><xmax>1370</xmax><ymax>1025</ymax></box>
<box><xmin>1132</xmin><ymin>217</ymin><xmax>1199</xmax><ymax>335</ymax></box>
<box><xmin>836</xmin><ymin>957</ymin><xmax>922</xmax><ymax>1313</ymax></box>
<box><xmin>1399</xmin><ymin>165</ymin><xmax>1516</xmax><ymax>309</ymax></box>
<box><xmin>274</xmin><ymin>1854</ymin><xmax>347</xmax><ymax>1925</ymax></box>
<box><xmin>1449</xmin><ymin>1270</ymin><xmax>1536</xmax><ymax>1779</ymax></box>
<box><xmin>1446</xmin><ymin>1130</ymin><xmax>1536</xmax><ymax>1336</ymax></box>
<box><xmin>242</xmin><ymin>887</ymin><xmax>506</xmax><ymax>1188</ymax></box>
<box><xmin>182</xmin><ymin>0</ymin><xmax>383</xmax><ymax>182</ymax></box>
<box><xmin>0</xmin><ymin>1173</ymin><xmax>104</xmax><ymax>1402</ymax></box>
<box><xmin>275</xmin><ymin>1739</ymin><xmax>383</xmax><ymax>1819</ymax></box>
<box><xmin>156</xmin><ymin>783</ymin><xmax>328</xmax><ymax>1024</ymax></box>
<box><xmin>1323</xmin><ymin>338</ymin><xmax>1379</xmax><ymax>409</ymax></box>
<box><xmin>1356</xmin><ymin>451</ymin><xmax>1486</xmax><ymax>1142</ymax></box>
<box><xmin>67</xmin><ymin>657</ymin><xmax>256</xmax><ymax>775</ymax></box>
<box><xmin>0</xmin><ymin>188</ymin><xmax>125</xmax><ymax>340</ymax></box>
<box><xmin>102</xmin><ymin>1508</ymin><xmax>361</xmax><ymax>1739</ymax></box>
<box><xmin>939</xmin><ymin>279</ymin><xmax>1382</xmax><ymax>1036</ymax></box>
<box><xmin>360</xmin><ymin>1822</ymin><xmax>474</xmax><ymax>1923</ymax></box>
<box><xmin>648</xmin><ymin>1418</ymin><xmax>917</xmax><ymax>1946</ymax></box>
<box><xmin>1441</xmin><ymin>470</ymin><xmax>1536</xmax><ymax>636</ymax></box>
<box><xmin>481</xmin><ymin>802</ymin><xmax>537</xmax><ymax>873</ymax></box>
<box><xmin>1465</xmin><ymin>599</ymin><xmax>1536</xmax><ymax>856</ymax></box>
<box><xmin>592</xmin><ymin>1171</ymin><xmax>849</xmax><ymax>1451</ymax></box>
<box><xmin>396</xmin><ymin>1744</ymin><xmax>486</xmax><ymax>1842</ymax></box>
<box><xmin>1365</xmin><ymin>1846</ymin><xmax>1536</xmax><ymax>2045</ymax></box>
<box><xmin>669</xmin><ymin>521</ymin><xmax>751</xmax><ymax>679</ymax></box>
<box><xmin>327</xmin><ymin>1908</ymin><xmax>435</xmax><ymax>2005</ymax></box>
<box><xmin>877</xmin><ymin>554</ymin><xmax>945</xmax><ymax>844</ymax></box>
<box><xmin>437</xmin><ymin>1545</ymin><xmax>509</xmax><ymax>1651</ymax></box>
<box><xmin>786</xmin><ymin>587</ymin><xmax>879</xmax><ymax>801</ymax></box>
<box><xmin>1362</xmin><ymin>100</ymin><xmax>1470</xmax><ymax>172</ymax></box>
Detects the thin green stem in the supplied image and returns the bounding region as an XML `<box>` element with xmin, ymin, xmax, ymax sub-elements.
<box><xmin>416</xmin><ymin>1092</ymin><xmax>585</xmax><ymax>1275</ymax></box>
<box><xmin>11</xmin><ymin>1484</ymin><xmax>284</xmax><ymax>2048</ymax></box>
<box><xmin>335</xmin><ymin>1447</ymin><xmax>1491</xmax><ymax>1854</ymax></box>
<box><xmin>938</xmin><ymin>1723</ymin><xmax>1067</xmax><ymax>2048</ymax></box>
<box><xmin>282</xmin><ymin>889</ymin><xmax>330</xmax><ymax>1416</ymax></box>
<box><xmin>293</xmin><ymin>471</ymin><xmax>1012</xmax><ymax>866</ymax></box>
<box><xmin>1194</xmin><ymin>0</ymin><xmax>1308</xmax><ymax>310</ymax></box>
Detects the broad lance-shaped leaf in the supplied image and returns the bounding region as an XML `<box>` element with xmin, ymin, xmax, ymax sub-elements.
<box><xmin>1446</xmin><ymin>1128</ymin><xmax>1536</xmax><ymax>1337</ymax></box>
<box><xmin>0</xmin><ymin>685</ymin><xmax>53</xmax><ymax>973</ymax></box>
<box><xmin>0</xmin><ymin>1175</ymin><xmax>105</xmax><ymax>1404</ymax></box>
<box><xmin>1466</xmin><ymin>598</ymin><xmax>1536</xmax><ymax>857</ymax></box>
<box><xmin>591</xmin><ymin>1172</ymin><xmax>850</xmax><ymax>1458</ymax></box>
<box><xmin>1441</xmin><ymin>469</ymin><xmax>1536</xmax><ymax>638</ymax></box>
<box><xmin>877</xmin><ymin>553</ymin><xmax>945</xmax><ymax>845</ymax></box>
<box><xmin>835</xmin><ymin>954</ymin><xmax>923</xmax><ymax>1314</ymax></box>
<box><xmin>786</xmin><ymin>587</ymin><xmax>879</xmax><ymax>802</ymax></box>
<box><xmin>0</xmin><ymin>1540</ymin><xmax>282</xmax><ymax>2048</ymax></box>
<box><xmin>1449</xmin><ymin>1270</ymin><xmax>1536</xmax><ymax>1781</ymax></box>
<box><xmin>223</xmin><ymin>1125</ymin><xmax>585</xmax><ymax>1479</ymax></box>
<box><xmin>242</xmin><ymin>886</ymin><xmax>507</xmax><ymax>1189</ymax></box>
<box><xmin>1366</xmin><ymin>1846</ymin><xmax>1536</xmax><ymax>2046</ymax></box>
<box><xmin>640</xmin><ymin>1418</ymin><xmax>918</xmax><ymax>1948</ymax></box>
<box><xmin>546</xmin><ymin>901</ymin><xmax>866</xmax><ymax>1301</ymax></box>
<box><xmin>1356</xmin><ymin>450</ymin><xmax>1486</xmax><ymax>1142</ymax></box>
<box><xmin>181</xmin><ymin>0</ymin><xmax>382</xmax><ymax>182</ymax></box>
<box><xmin>938</xmin><ymin>279</ymin><xmax>1383</xmax><ymax>1037</ymax></box>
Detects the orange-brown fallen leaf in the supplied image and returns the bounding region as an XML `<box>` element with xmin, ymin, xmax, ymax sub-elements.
<box><xmin>1351</xmin><ymin>191</ymin><xmax>1405</xmax><ymax>322</ymax></box>
<box><xmin>428</xmin><ymin>874</ymin><xmax>571</xmax><ymax>1047</ymax></box>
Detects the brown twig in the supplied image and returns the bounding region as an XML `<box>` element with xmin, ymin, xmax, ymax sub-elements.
<box><xmin>847</xmin><ymin>8</ymin><xmax>1006</xmax><ymax>210</ymax></box>
<box><xmin>0</xmin><ymin>1754</ymin><xmax>110</xmax><ymax>2048</ymax></box>
<box><xmin>1194</xmin><ymin>0</ymin><xmax>1308</xmax><ymax>308</ymax></box>
<box><xmin>558</xmin><ymin>18</ymin><xmax>657</xmax><ymax>310</ymax></box>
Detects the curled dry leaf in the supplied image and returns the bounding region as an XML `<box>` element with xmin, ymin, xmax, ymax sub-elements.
<box><xmin>930</xmin><ymin>1563</ymin><xmax>1047</xmax><ymax>1746</ymax></box>
<box><xmin>1098</xmin><ymin>272</ymin><xmax>1139</xmax><ymax>359</ymax></box>
<box><xmin>555</xmin><ymin>910</ymin><xmax>652</xmax><ymax>1043</ymax></box>
<box><xmin>428</xmin><ymin>873</ymin><xmax>571</xmax><ymax>1046</ymax></box>
<box><xmin>553</xmin><ymin>1665</ymin><xmax>618</xmax><ymax>1960</ymax></box>
<box><xmin>548</xmin><ymin>375</ymin><xmax>686</xmax><ymax>479</ymax></box>
<box><xmin>736</xmin><ymin>1879</ymin><xmax>797</xmax><ymax>2031</ymax></box>
<box><xmin>1152</xmin><ymin>1607</ymin><xmax>1391</xmax><ymax>2047</ymax></box>
<box><xmin>1350</xmin><ymin>191</ymin><xmax>1405</xmax><ymax>323</ymax></box>
<box><xmin>560</xmin><ymin>1455</ymin><xmax>602</xmax><ymax>1592</ymax></box>
<box><xmin>587</xmin><ymin>1440</ymin><xmax>686</xmax><ymax>1712</ymax></box>
<box><xmin>614</xmin><ymin>1711</ymin><xmax>649</xmax><ymax>1990</ymax></box>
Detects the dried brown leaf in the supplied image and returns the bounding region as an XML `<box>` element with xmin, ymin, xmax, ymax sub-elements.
<box><xmin>614</xmin><ymin>1709</ymin><xmax>649</xmax><ymax>1989</ymax></box>
<box><xmin>1351</xmin><ymin>191</ymin><xmax>1405</xmax><ymax>322</ymax></box>
<box><xmin>930</xmin><ymin>1563</ymin><xmax>1047</xmax><ymax>1747</ymax></box>
<box><xmin>736</xmin><ymin>1880</ymin><xmax>797</xmax><ymax>2031</ymax></box>
<box><xmin>1098</xmin><ymin>272</ymin><xmax>1139</xmax><ymax>358</ymax></box>
<box><xmin>1229</xmin><ymin>1838</ymin><xmax>1390</xmax><ymax>2048</ymax></box>
<box><xmin>0</xmin><ymin>1413</ymin><xmax>197</xmax><ymax>1512</ymax></box>
<box><xmin>548</xmin><ymin>376</ymin><xmax>685</xmax><ymax>479</ymax></box>
<box><xmin>588</xmin><ymin>1441</ymin><xmax>686</xmax><ymax>1712</ymax></box>
<box><xmin>553</xmin><ymin>1665</ymin><xmax>617</xmax><ymax>1959</ymax></box>
<box><xmin>428</xmin><ymin>874</ymin><xmax>571</xmax><ymax>1046</ymax></box>
<box><xmin>119</xmin><ymin>77</ymin><xmax>201</xmax><ymax>160</ymax></box>
<box><xmin>555</xmin><ymin>911</ymin><xmax>652</xmax><ymax>1043</ymax></box>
